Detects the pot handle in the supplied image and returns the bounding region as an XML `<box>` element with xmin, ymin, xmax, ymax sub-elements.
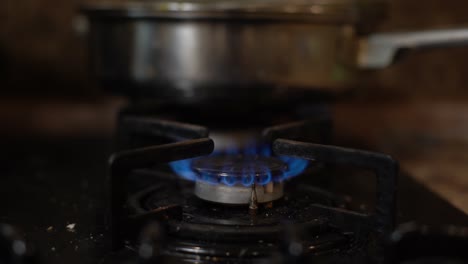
<box><xmin>358</xmin><ymin>28</ymin><xmax>468</xmax><ymax>69</ymax></box>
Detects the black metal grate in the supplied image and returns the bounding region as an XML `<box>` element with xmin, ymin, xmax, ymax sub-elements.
<box><xmin>109</xmin><ymin>114</ymin><xmax>398</xmax><ymax>263</ymax></box>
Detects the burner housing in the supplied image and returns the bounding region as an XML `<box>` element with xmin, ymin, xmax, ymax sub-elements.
<box><xmin>194</xmin><ymin>181</ymin><xmax>284</xmax><ymax>204</ymax></box>
<box><xmin>109</xmin><ymin>112</ymin><xmax>397</xmax><ymax>263</ymax></box>
<box><xmin>190</xmin><ymin>154</ymin><xmax>289</xmax><ymax>204</ymax></box>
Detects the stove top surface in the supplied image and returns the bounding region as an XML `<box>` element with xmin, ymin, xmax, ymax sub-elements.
<box><xmin>1</xmin><ymin>137</ymin><xmax>466</xmax><ymax>264</ymax></box>
<box><xmin>131</xmin><ymin>176</ymin><xmax>351</xmax><ymax>262</ymax></box>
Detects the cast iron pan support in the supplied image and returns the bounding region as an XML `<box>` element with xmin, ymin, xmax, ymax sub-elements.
<box><xmin>109</xmin><ymin>117</ymin><xmax>214</xmax><ymax>250</ymax></box>
<box><xmin>262</xmin><ymin>118</ymin><xmax>332</xmax><ymax>144</ymax></box>
<box><xmin>272</xmin><ymin>139</ymin><xmax>398</xmax><ymax>250</ymax></box>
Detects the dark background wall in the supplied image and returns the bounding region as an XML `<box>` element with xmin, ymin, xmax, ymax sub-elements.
<box><xmin>0</xmin><ymin>0</ymin><xmax>92</xmax><ymax>97</ymax></box>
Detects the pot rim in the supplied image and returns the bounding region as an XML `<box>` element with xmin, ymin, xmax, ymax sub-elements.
<box><xmin>80</xmin><ymin>0</ymin><xmax>386</xmax><ymax>24</ymax></box>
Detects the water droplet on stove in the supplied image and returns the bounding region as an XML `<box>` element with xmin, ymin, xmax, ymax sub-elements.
<box><xmin>225</xmin><ymin>252</ymin><xmax>230</xmax><ymax>256</ymax></box>
<box><xmin>252</xmin><ymin>251</ymin><xmax>259</xmax><ymax>256</ymax></box>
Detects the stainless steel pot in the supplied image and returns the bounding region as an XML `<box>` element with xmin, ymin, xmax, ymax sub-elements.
<box><xmin>80</xmin><ymin>0</ymin><xmax>468</xmax><ymax>104</ymax></box>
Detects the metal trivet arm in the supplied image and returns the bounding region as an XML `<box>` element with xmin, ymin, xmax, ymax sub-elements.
<box><xmin>109</xmin><ymin>116</ymin><xmax>214</xmax><ymax>250</ymax></box>
<box><xmin>272</xmin><ymin>139</ymin><xmax>398</xmax><ymax>238</ymax></box>
<box><xmin>262</xmin><ymin>118</ymin><xmax>332</xmax><ymax>144</ymax></box>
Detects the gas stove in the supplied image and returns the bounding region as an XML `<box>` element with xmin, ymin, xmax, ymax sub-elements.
<box><xmin>1</xmin><ymin>107</ymin><xmax>467</xmax><ymax>264</ymax></box>
<box><xmin>105</xmin><ymin>113</ymin><xmax>398</xmax><ymax>264</ymax></box>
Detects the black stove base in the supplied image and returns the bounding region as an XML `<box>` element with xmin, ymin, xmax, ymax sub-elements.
<box><xmin>0</xmin><ymin>135</ymin><xmax>466</xmax><ymax>264</ymax></box>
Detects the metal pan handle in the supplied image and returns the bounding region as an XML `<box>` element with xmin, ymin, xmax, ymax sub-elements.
<box><xmin>358</xmin><ymin>28</ymin><xmax>468</xmax><ymax>69</ymax></box>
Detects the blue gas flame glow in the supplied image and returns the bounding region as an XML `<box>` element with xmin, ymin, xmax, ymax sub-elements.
<box><xmin>169</xmin><ymin>144</ymin><xmax>308</xmax><ymax>186</ymax></box>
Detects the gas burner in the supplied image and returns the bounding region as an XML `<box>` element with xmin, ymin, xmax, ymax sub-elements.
<box><xmin>195</xmin><ymin>180</ymin><xmax>284</xmax><ymax>205</ymax></box>
<box><xmin>129</xmin><ymin>180</ymin><xmax>351</xmax><ymax>262</ymax></box>
<box><xmin>110</xmin><ymin>115</ymin><xmax>397</xmax><ymax>263</ymax></box>
<box><xmin>192</xmin><ymin>155</ymin><xmax>287</xmax><ymax>183</ymax></box>
<box><xmin>192</xmin><ymin>155</ymin><xmax>286</xmax><ymax>204</ymax></box>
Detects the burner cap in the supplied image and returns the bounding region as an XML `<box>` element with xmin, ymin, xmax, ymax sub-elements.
<box><xmin>192</xmin><ymin>155</ymin><xmax>287</xmax><ymax>183</ymax></box>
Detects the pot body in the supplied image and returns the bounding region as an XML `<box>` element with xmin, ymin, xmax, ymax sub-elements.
<box><xmin>86</xmin><ymin>17</ymin><xmax>358</xmax><ymax>103</ymax></box>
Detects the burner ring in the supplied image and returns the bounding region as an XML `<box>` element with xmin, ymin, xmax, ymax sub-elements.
<box><xmin>195</xmin><ymin>181</ymin><xmax>284</xmax><ymax>204</ymax></box>
<box><xmin>192</xmin><ymin>155</ymin><xmax>286</xmax><ymax>204</ymax></box>
<box><xmin>192</xmin><ymin>155</ymin><xmax>287</xmax><ymax>184</ymax></box>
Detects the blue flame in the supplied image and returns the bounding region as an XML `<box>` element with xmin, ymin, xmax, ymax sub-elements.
<box><xmin>257</xmin><ymin>170</ymin><xmax>272</xmax><ymax>185</ymax></box>
<box><xmin>199</xmin><ymin>172</ymin><xmax>219</xmax><ymax>185</ymax></box>
<box><xmin>169</xmin><ymin>158</ymin><xmax>198</xmax><ymax>181</ymax></box>
<box><xmin>279</xmin><ymin>155</ymin><xmax>309</xmax><ymax>180</ymax></box>
<box><xmin>241</xmin><ymin>174</ymin><xmax>255</xmax><ymax>187</ymax></box>
<box><xmin>243</xmin><ymin>144</ymin><xmax>258</xmax><ymax>155</ymax></box>
<box><xmin>169</xmin><ymin>144</ymin><xmax>308</xmax><ymax>186</ymax></box>
<box><xmin>220</xmin><ymin>175</ymin><xmax>237</xmax><ymax>186</ymax></box>
<box><xmin>225</xmin><ymin>146</ymin><xmax>240</xmax><ymax>155</ymax></box>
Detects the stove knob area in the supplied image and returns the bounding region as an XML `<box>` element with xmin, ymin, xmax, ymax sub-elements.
<box><xmin>0</xmin><ymin>224</ymin><xmax>38</xmax><ymax>264</ymax></box>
